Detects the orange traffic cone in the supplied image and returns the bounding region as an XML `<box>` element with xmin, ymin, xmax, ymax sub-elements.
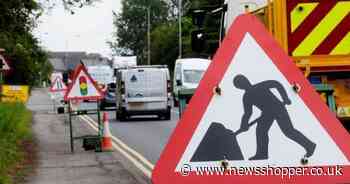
<box><xmin>102</xmin><ymin>112</ymin><xmax>113</xmax><ymax>151</ymax></box>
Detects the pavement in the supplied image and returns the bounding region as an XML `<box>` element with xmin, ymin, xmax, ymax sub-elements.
<box><xmin>25</xmin><ymin>88</ymin><xmax>150</xmax><ymax>184</ymax></box>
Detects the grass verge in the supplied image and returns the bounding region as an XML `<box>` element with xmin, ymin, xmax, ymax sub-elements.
<box><xmin>0</xmin><ymin>102</ymin><xmax>33</xmax><ymax>184</ymax></box>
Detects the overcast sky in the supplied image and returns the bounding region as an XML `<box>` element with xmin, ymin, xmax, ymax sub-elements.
<box><xmin>34</xmin><ymin>0</ymin><xmax>121</xmax><ymax>58</ymax></box>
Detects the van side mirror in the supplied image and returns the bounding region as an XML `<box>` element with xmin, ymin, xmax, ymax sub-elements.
<box><xmin>176</xmin><ymin>79</ymin><xmax>182</xmax><ymax>86</ymax></box>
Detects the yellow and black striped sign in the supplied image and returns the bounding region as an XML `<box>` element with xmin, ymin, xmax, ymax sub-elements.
<box><xmin>287</xmin><ymin>0</ymin><xmax>350</xmax><ymax>56</ymax></box>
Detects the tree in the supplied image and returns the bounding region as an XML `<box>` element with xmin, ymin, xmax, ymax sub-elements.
<box><xmin>39</xmin><ymin>0</ymin><xmax>100</xmax><ymax>15</ymax></box>
<box><xmin>0</xmin><ymin>0</ymin><xmax>52</xmax><ymax>86</ymax></box>
<box><xmin>110</xmin><ymin>0</ymin><xmax>224</xmax><ymax>69</ymax></box>
<box><xmin>150</xmin><ymin>22</ymin><xmax>178</xmax><ymax>70</ymax></box>
<box><xmin>110</xmin><ymin>0</ymin><xmax>169</xmax><ymax>65</ymax></box>
<box><xmin>150</xmin><ymin>16</ymin><xmax>195</xmax><ymax>72</ymax></box>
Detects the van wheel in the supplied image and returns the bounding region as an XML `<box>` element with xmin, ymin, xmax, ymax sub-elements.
<box><xmin>116</xmin><ymin>111</ymin><xmax>120</xmax><ymax>121</ymax></box>
<box><xmin>119</xmin><ymin>114</ymin><xmax>126</xmax><ymax>121</ymax></box>
<box><xmin>117</xmin><ymin>108</ymin><xmax>127</xmax><ymax>121</ymax></box>
<box><xmin>116</xmin><ymin>109</ymin><xmax>122</xmax><ymax>121</ymax></box>
<box><xmin>117</xmin><ymin>112</ymin><xmax>126</xmax><ymax>121</ymax></box>
<box><xmin>163</xmin><ymin>109</ymin><xmax>171</xmax><ymax>120</ymax></box>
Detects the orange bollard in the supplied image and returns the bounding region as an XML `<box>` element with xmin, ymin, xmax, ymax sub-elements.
<box><xmin>102</xmin><ymin>112</ymin><xmax>113</xmax><ymax>151</ymax></box>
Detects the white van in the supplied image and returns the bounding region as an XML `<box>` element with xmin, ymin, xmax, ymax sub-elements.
<box><xmin>173</xmin><ymin>58</ymin><xmax>211</xmax><ymax>105</ymax></box>
<box><xmin>115</xmin><ymin>65</ymin><xmax>172</xmax><ymax>120</ymax></box>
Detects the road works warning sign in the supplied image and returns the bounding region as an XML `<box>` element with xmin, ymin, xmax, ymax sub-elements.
<box><xmin>50</xmin><ymin>77</ymin><xmax>67</xmax><ymax>92</ymax></box>
<box><xmin>152</xmin><ymin>14</ymin><xmax>350</xmax><ymax>183</ymax></box>
<box><xmin>64</xmin><ymin>64</ymin><xmax>103</xmax><ymax>101</ymax></box>
<box><xmin>0</xmin><ymin>54</ymin><xmax>10</xmax><ymax>70</ymax></box>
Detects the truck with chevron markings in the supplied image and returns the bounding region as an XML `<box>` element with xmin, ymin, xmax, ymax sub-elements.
<box><xmin>224</xmin><ymin>0</ymin><xmax>350</xmax><ymax>125</ymax></box>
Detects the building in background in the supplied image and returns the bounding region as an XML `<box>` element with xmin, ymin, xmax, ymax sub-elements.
<box><xmin>48</xmin><ymin>51</ymin><xmax>111</xmax><ymax>72</ymax></box>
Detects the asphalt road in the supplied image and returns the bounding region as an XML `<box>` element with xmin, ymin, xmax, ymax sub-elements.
<box><xmin>88</xmin><ymin>107</ymin><xmax>180</xmax><ymax>164</ymax></box>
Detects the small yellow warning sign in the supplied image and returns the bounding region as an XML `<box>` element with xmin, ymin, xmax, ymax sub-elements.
<box><xmin>1</xmin><ymin>85</ymin><xmax>29</xmax><ymax>103</ymax></box>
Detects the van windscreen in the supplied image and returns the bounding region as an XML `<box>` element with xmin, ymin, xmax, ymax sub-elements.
<box><xmin>183</xmin><ymin>70</ymin><xmax>205</xmax><ymax>84</ymax></box>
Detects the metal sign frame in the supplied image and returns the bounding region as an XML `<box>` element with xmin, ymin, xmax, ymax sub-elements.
<box><xmin>67</xmin><ymin>100</ymin><xmax>102</xmax><ymax>153</ymax></box>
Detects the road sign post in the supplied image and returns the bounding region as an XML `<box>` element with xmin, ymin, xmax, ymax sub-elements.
<box><xmin>68</xmin><ymin>102</ymin><xmax>74</xmax><ymax>152</ymax></box>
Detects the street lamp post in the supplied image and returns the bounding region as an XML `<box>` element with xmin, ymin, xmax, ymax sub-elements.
<box><xmin>147</xmin><ymin>5</ymin><xmax>151</xmax><ymax>65</ymax></box>
<box><xmin>39</xmin><ymin>71</ymin><xmax>42</xmax><ymax>87</ymax></box>
<box><xmin>178</xmin><ymin>0</ymin><xmax>182</xmax><ymax>58</ymax></box>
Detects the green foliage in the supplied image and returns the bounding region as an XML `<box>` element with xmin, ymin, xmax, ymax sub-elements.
<box><xmin>0</xmin><ymin>0</ymin><xmax>52</xmax><ymax>86</ymax></box>
<box><xmin>111</xmin><ymin>0</ymin><xmax>224</xmax><ymax>67</ymax></box>
<box><xmin>39</xmin><ymin>0</ymin><xmax>100</xmax><ymax>15</ymax></box>
<box><xmin>110</xmin><ymin>0</ymin><xmax>169</xmax><ymax>64</ymax></box>
<box><xmin>150</xmin><ymin>22</ymin><xmax>178</xmax><ymax>70</ymax></box>
<box><xmin>0</xmin><ymin>103</ymin><xmax>32</xmax><ymax>184</ymax></box>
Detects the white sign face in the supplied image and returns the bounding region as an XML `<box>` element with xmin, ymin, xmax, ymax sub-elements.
<box><xmin>0</xmin><ymin>54</ymin><xmax>10</xmax><ymax>70</ymax></box>
<box><xmin>50</xmin><ymin>72</ymin><xmax>63</xmax><ymax>84</ymax></box>
<box><xmin>65</xmin><ymin>66</ymin><xmax>102</xmax><ymax>100</ymax></box>
<box><xmin>175</xmin><ymin>33</ymin><xmax>349</xmax><ymax>170</ymax></box>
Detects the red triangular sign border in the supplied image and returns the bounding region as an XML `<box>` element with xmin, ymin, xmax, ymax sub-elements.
<box><xmin>64</xmin><ymin>64</ymin><xmax>103</xmax><ymax>101</ymax></box>
<box><xmin>49</xmin><ymin>77</ymin><xmax>67</xmax><ymax>92</ymax></box>
<box><xmin>0</xmin><ymin>54</ymin><xmax>10</xmax><ymax>71</ymax></box>
<box><xmin>152</xmin><ymin>14</ymin><xmax>350</xmax><ymax>183</ymax></box>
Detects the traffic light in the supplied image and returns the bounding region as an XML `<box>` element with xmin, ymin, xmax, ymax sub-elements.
<box><xmin>192</xmin><ymin>9</ymin><xmax>206</xmax><ymax>27</ymax></box>
<box><xmin>191</xmin><ymin>29</ymin><xmax>206</xmax><ymax>53</ymax></box>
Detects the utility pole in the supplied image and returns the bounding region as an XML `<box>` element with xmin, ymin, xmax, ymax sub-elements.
<box><xmin>147</xmin><ymin>5</ymin><xmax>151</xmax><ymax>65</ymax></box>
<box><xmin>39</xmin><ymin>71</ymin><xmax>42</xmax><ymax>87</ymax></box>
<box><xmin>178</xmin><ymin>0</ymin><xmax>182</xmax><ymax>58</ymax></box>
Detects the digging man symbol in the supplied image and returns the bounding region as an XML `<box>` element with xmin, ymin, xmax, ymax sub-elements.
<box><xmin>233</xmin><ymin>74</ymin><xmax>316</xmax><ymax>160</ymax></box>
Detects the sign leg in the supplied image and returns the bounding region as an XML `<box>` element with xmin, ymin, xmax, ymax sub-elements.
<box><xmin>69</xmin><ymin>102</ymin><xmax>74</xmax><ymax>153</ymax></box>
<box><xmin>97</xmin><ymin>101</ymin><xmax>101</xmax><ymax>137</ymax></box>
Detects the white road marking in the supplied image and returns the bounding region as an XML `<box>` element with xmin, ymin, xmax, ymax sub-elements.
<box><xmin>82</xmin><ymin>115</ymin><xmax>154</xmax><ymax>169</ymax></box>
<box><xmin>79</xmin><ymin>115</ymin><xmax>154</xmax><ymax>178</ymax></box>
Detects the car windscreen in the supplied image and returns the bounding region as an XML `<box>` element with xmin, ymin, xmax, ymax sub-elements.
<box><xmin>183</xmin><ymin>70</ymin><xmax>205</xmax><ymax>84</ymax></box>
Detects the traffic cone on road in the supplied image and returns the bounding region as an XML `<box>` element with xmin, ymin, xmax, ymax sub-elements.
<box><xmin>102</xmin><ymin>112</ymin><xmax>113</xmax><ymax>151</ymax></box>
